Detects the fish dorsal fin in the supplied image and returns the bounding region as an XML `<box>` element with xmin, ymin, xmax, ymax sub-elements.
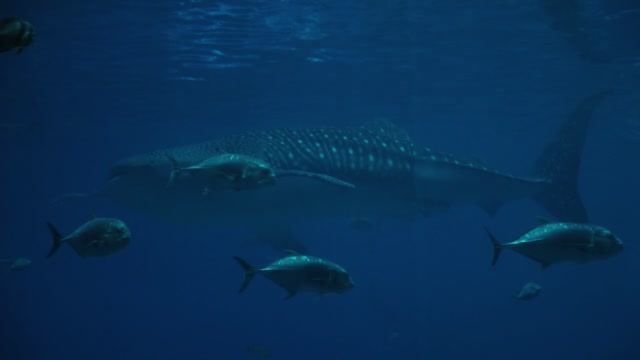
<box><xmin>360</xmin><ymin>119</ymin><xmax>414</xmax><ymax>145</ymax></box>
<box><xmin>283</xmin><ymin>249</ymin><xmax>302</xmax><ymax>256</ymax></box>
<box><xmin>536</xmin><ymin>216</ymin><xmax>552</xmax><ymax>225</ymax></box>
<box><xmin>88</xmin><ymin>213</ymin><xmax>96</xmax><ymax>220</ymax></box>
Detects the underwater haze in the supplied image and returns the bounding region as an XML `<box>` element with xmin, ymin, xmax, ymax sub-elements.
<box><xmin>2</xmin><ymin>0</ymin><xmax>640</xmax><ymax>359</ymax></box>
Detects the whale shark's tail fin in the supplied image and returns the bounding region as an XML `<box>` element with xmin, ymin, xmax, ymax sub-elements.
<box><xmin>531</xmin><ymin>91</ymin><xmax>611</xmax><ymax>223</ymax></box>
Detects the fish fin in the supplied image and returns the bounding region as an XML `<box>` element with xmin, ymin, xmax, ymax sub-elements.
<box><xmin>531</xmin><ymin>91</ymin><xmax>611</xmax><ymax>222</ymax></box>
<box><xmin>46</xmin><ymin>223</ymin><xmax>64</xmax><ymax>258</ymax></box>
<box><xmin>283</xmin><ymin>249</ymin><xmax>302</xmax><ymax>256</ymax></box>
<box><xmin>276</xmin><ymin>170</ymin><xmax>356</xmax><ymax>189</ymax></box>
<box><xmin>283</xmin><ymin>291</ymin><xmax>297</xmax><ymax>301</ymax></box>
<box><xmin>540</xmin><ymin>262</ymin><xmax>552</xmax><ymax>271</ymax></box>
<box><xmin>483</xmin><ymin>227</ymin><xmax>503</xmax><ymax>266</ymax></box>
<box><xmin>164</xmin><ymin>153</ymin><xmax>181</xmax><ymax>187</ymax></box>
<box><xmin>233</xmin><ymin>256</ymin><xmax>257</xmax><ymax>293</ymax></box>
<box><xmin>88</xmin><ymin>213</ymin><xmax>96</xmax><ymax>220</ymax></box>
<box><xmin>536</xmin><ymin>216</ymin><xmax>552</xmax><ymax>225</ymax></box>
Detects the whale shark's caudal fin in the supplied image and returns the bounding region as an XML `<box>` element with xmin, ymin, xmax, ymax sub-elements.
<box><xmin>531</xmin><ymin>91</ymin><xmax>611</xmax><ymax>222</ymax></box>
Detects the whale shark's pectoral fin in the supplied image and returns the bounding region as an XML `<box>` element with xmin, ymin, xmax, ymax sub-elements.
<box><xmin>275</xmin><ymin>170</ymin><xmax>356</xmax><ymax>189</ymax></box>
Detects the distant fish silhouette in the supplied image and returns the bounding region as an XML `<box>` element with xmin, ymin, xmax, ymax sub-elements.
<box><xmin>0</xmin><ymin>17</ymin><xmax>35</xmax><ymax>54</ymax></box>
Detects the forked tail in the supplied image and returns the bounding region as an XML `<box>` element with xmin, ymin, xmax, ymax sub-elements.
<box><xmin>46</xmin><ymin>223</ymin><xmax>64</xmax><ymax>258</ymax></box>
<box><xmin>531</xmin><ymin>91</ymin><xmax>611</xmax><ymax>222</ymax></box>
<box><xmin>233</xmin><ymin>256</ymin><xmax>257</xmax><ymax>293</ymax></box>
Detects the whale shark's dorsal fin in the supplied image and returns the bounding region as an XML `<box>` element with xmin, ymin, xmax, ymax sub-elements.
<box><xmin>360</xmin><ymin>119</ymin><xmax>414</xmax><ymax>145</ymax></box>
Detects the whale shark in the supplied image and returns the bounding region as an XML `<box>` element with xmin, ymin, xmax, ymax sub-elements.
<box><xmin>57</xmin><ymin>91</ymin><xmax>610</xmax><ymax>250</ymax></box>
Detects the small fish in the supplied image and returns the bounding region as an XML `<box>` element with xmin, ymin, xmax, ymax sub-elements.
<box><xmin>246</xmin><ymin>344</ymin><xmax>272</xmax><ymax>358</ymax></box>
<box><xmin>485</xmin><ymin>218</ymin><xmax>624</xmax><ymax>269</ymax></box>
<box><xmin>0</xmin><ymin>17</ymin><xmax>35</xmax><ymax>54</ymax></box>
<box><xmin>233</xmin><ymin>251</ymin><xmax>354</xmax><ymax>300</ymax></box>
<box><xmin>165</xmin><ymin>152</ymin><xmax>276</xmax><ymax>192</ymax></box>
<box><xmin>516</xmin><ymin>282</ymin><xmax>542</xmax><ymax>301</ymax></box>
<box><xmin>0</xmin><ymin>257</ymin><xmax>31</xmax><ymax>271</ymax></box>
<box><xmin>46</xmin><ymin>217</ymin><xmax>131</xmax><ymax>258</ymax></box>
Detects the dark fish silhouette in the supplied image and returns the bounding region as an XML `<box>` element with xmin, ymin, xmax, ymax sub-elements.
<box><xmin>0</xmin><ymin>17</ymin><xmax>35</xmax><ymax>54</ymax></box>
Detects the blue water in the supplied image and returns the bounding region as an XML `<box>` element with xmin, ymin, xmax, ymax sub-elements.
<box><xmin>2</xmin><ymin>1</ymin><xmax>639</xmax><ymax>359</ymax></box>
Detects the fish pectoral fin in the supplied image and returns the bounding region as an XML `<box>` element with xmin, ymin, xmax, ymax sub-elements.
<box><xmin>283</xmin><ymin>291</ymin><xmax>297</xmax><ymax>301</ymax></box>
<box><xmin>275</xmin><ymin>170</ymin><xmax>356</xmax><ymax>189</ymax></box>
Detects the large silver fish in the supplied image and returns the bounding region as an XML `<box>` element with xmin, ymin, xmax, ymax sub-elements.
<box><xmin>233</xmin><ymin>251</ymin><xmax>355</xmax><ymax>300</ymax></box>
<box><xmin>46</xmin><ymin>217</ymin><xmax>131</xmax><ymax>258</ymax></box>
<box><xmin>57</xmin><ymin>92</ymin><xmax>610</xmax><ymax>251</ymax></box>
<box><xmin>484</xmin><ymin>218</ymin><xmax>624</xmax><ymax>269</ymax></box>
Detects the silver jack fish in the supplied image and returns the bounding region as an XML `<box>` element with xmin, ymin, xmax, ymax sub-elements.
<box><xmin>56</xmin><ymin>92</ymin><xmax>610</xmax><ymax>251</ymax></box>
<box><xmin>0</xmin><ymin>17</ymin><xmax>35</xmax><ymax>54</ymax></box>
<box><xmin>47</xmin><ymin>217</ymin><xmax>131</xmax><ymax>258</ymax></box>
<box><xmin>485</xmin><ymin>218</ymin><xmax>624</xmax><ymax>270</ymax></box>
<box><xmin>165</xmin><ymin>152</ymin><xmax>277</xmax><ymax>192</ymax></box>
<box><xmin>233</xmin><ymin>251</ymin><xmax>354</xmax><ymax>300</ymax></box>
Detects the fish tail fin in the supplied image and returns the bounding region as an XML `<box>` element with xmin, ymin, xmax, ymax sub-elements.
<box><xmin>46</xmin><ymin>223</ymin><xmax>63</xmax><ymax>258</ymax></box>
<box><xmin>483</xmin><ymin>227</ymin><xmax>502</xmax><ymax>266</ymax></box>
<box><xmin>530</xmin><ymin>91</ymin><xmax>611</xmax><ymax>223</ymax></box>
<box><xmin>233</xmin><ymin>256</ymin><xmax>257</xmax><ymax>293</ymax></box>
<box><xmin>164</xmin><ymin>154</ymin><xmax>181</xmax><ymax>187</ymax></box>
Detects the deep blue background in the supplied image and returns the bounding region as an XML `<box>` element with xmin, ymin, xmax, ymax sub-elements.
<box><xmin>2</xmin><ymin>1</ymin><xmax>639</xmax><ymax>359</ymax></box>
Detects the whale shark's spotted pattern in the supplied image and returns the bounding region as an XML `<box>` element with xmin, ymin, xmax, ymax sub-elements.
<box><xmin>111</xmin><ymin>121</ymin><xmax>418</xmax><ymax>183</ymax></box>
<box><xmin>83</xmin><ymin>91</ymin><xmax>611</xmax><ymax>244</ymax></box>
